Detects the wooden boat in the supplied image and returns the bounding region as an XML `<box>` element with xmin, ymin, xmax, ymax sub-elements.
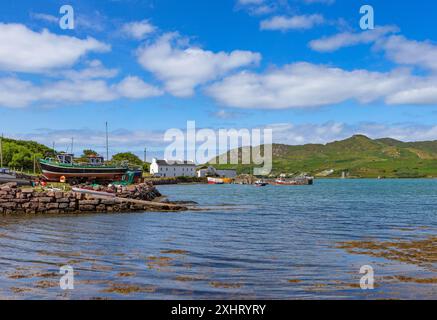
<box><xmin>39</xmin><ymin>153</ymin><xmax>129</xmax><ymax>183</ymax></box>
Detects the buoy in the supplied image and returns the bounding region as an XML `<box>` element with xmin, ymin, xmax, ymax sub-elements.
<box><xmin>60</xmin><ymin>176</ymin><xmax>66</xmax><ymax>183</ymax></box>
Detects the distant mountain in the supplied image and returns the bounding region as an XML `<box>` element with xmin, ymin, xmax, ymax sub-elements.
<box><xmin>211</xmin><ymin>135</ymin><xmax>437</xmax><ymax>178</ymax></box>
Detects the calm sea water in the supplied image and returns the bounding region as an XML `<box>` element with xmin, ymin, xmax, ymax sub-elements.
<box><xmin>0</xmin><ymin>179</ymin><xmax>436</xmax><ymax>300</ymax></box>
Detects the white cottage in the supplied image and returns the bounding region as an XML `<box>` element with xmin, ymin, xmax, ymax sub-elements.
<box><xmin>150</xmin><ymin>158</ymin><xmax>196</xmax><ymax>177</ymax></box>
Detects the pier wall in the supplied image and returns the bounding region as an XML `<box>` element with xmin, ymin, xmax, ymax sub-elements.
<box><xmin>0</xmin><ymin>182</ymin><xmax>184</xmax><ymax>214</ymax></box>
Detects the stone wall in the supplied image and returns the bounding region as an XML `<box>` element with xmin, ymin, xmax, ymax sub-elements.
<box><xmin>0</xmin><ymin>183</ymin><xmax>184</xmax><ymax>215</ymax></box>
<box><xmin>76</xmin><ymin>183</ymin><xmax>162</xmax><ymax>201</ymax></box>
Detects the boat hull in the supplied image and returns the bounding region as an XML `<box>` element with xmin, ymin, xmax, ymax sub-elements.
<box><xmin>40</xmin><ymin>161</ymin><xmax>127</xmax><ymax>182</ymax></box>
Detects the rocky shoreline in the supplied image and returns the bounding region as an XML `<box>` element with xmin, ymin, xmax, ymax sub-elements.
<box><xmin>0</xmin><ymin>182</ymin><xmax>187</xmax><ymax>215</ymax></box>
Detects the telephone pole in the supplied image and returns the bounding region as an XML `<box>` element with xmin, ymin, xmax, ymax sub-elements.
<box><xmin>105</xmin><ymin>122</ymin><xmax>109</xmax><ymax>161</ymax></box>
<box><xmin>0</xmin><ymin>133</ymin><xmax>3</xmax><ymax>168</ymax></box>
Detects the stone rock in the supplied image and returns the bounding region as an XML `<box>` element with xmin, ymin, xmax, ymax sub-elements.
<box><xmin>55</xmin><ymin>192</ymin><xmax>64</xmax><ymax>199</ymax></box>
<box><xmin>58</xmin><ymin>203</ymin><xmax>69</xmax><ymax>209</ymax></box>
<box><xmin>79</xmin><ymin>200</ymin><xmax>100</xmax><ymax>205</ymax></box>
<box><xmin>101</xmin><ymin>199</ymin><xmax>116</xmax><ymax>205</ymax></box>
<box><xmin>2</xmin><ymin>202</ymin><xmax>16</xmax><ymax>209</ymax></box>
<box><xmin>79</xmin><ymin>205</ymin><xmax>96</xmax><ymax>211</ymax></box>
<box><xmin>47</xmin><ymin>203</ymin><xmax>59</xmax><ymax>209</ymax></box>
<box><xmin>96</xmin><ymin>204</ymin><xmax>106</xmax><ymax>212</ymax></box>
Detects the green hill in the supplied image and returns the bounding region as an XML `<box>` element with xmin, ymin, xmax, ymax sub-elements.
<box><xmin>0</xmin><ymin>137</ymin><xmax>54</xmax><ymax>172</ymax></box>
<box><xmin>211</xmin><ymin>135</ymin><xmax>437</xmax><ymax>178</ymax></box>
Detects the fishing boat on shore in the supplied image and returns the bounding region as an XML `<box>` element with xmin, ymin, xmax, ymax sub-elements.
<box><xmin>39</xmin><ymin>153</ymin><xmax>129</xmax><ymax>184</ymax></box>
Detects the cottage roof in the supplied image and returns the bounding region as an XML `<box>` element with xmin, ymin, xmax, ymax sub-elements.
<box><xmin>155</xmin><ymin>159</ymin><xmax>196</xmax><ymax>166</ymax></box>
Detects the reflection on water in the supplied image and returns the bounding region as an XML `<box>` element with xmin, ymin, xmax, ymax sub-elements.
<box><xmin>0</xmin><ymin>179</ymin><xmax>436</xmax><ymax>299</ymax></box>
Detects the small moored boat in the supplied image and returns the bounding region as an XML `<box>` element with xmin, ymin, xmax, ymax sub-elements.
<box><xmin>254</xmin><ymin>180</ymin><xmax>268</xmax><ymax>187</ymax></box>
<box><xmin>207</xmin><ymin>177</ymin><xmax>224</xmax><ymax>185</ymax></box>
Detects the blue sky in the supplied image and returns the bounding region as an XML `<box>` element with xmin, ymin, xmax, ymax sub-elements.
<box><xmin>0</xmin><ymin>0</ymin><xmax>436</xmax><ymax>159</ymax></box>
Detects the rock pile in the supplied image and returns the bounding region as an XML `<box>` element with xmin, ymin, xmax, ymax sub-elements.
<box><xmin>0</xmin><ymin>182</ymin><xmax>182</xmax><ymax>215</ymax></box>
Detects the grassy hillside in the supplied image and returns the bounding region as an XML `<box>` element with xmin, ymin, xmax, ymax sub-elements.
<box><xmin>211</xmin><ymin>135</ymin><xmax>437</xmax><ymax>178</ymax></box>
<box><xmin>0</xmin><ymin>137</ymin><xmax>54</xmax><ymax>172</ymax></box>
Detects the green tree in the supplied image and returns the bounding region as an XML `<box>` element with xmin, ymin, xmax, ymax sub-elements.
<box><xmin>111</xmin><ymin>152</ymin><xmax>143</xmax><ymax>166</ymax></box>
<box><xmin>82</xmin><ymin>149</ymin><xmax>98</xmax><ymax>157</ymax></box>
<box><xmin>77</xmin><ymin>149</ymin><xmax>99</xmax><ymax>162</ymax></box>
<box><xmin>1</xmin><ymin>137</ymin><xmax>52</xmax><ymax>172</ymax></box>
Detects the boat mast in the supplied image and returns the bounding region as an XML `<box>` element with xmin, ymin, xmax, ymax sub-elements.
<box><xmin>105</xmin><ymin>122</ymin><xmax>109</xmax><ymax>162</ymax></box>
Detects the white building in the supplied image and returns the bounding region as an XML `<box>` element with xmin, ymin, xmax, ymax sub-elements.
<box><xmin>197</xmin><ymin>166</ymin><xmax>237</xmax><ymax>178</ymax></box>
<box><xmin>150</xmin><ymin>158</ymin><xmax>196</xmax><ymax>177</ymax></box>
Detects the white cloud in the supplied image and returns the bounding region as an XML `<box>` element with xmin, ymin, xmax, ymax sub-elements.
<box><xmin>0</xmin><ymin>76</ymin><xmax>162</xmax><ymax>108</ymax></box>
<box><xmin>267</xmin><ymin>122</ymin><xmax>437</xmax><ymax>145</ymax></box>
<box><xmin>238</xmin><ymin>0</ymin><xmax>264</xmax><ymax>5</ymax></box>
<box><xmin>39</xmin><ymin>79</ymin><xmax>118</xmax><ymax>103</ymax></box>
<box><xmin>260</xmin><ymin>14</ymin><xmax>325</xmax><ymax>31</ymax></box>
<box><xmin>0</xmin><ymin>23</ymin><xmax>110</xmax><ymax>73</ymax></box>
<box><xmin>30</xmin><ymin>12</ymin><xmax>58</xmax><ymax>24</ymax></box>
<box><xmin>210</xmin><ymin>109</ymin><xmax>245</xmax><ymax>120</ymax></box>
<box><xmin>379</xmin><ymin>35</ymin><xmax>437</xmax><ymax>72</ymax></box>
<box><xmin>136</xmin><ymin>33</ymin><xmax>261</xmax><ymax>97</ymax></box>
<box><xmin>0</xmin><ymin>78</ymin><xmax>38</xmax><ymax>108</ymax></box>
<box><xmin>309</xmin><ymin>25</ymin><xmax>398</xmax><ymax>52</ymax></box>
<box><xmin>236</xmin><ymin>0</ymin><xmax>277</xmax><ymax>15</ymax></box>
<box><xmin>115</xmin><ymin>76</ymin><xmax>163</xmax><ymax>99</ymax></box>
<box><xmin>302</xmin><ymin>0</ymin><xmax>334</xmax><ymax>4</ymax></box>
<box><xmin>13</xmin><ymin>127</ymin><xmax>167</xmax><ymax>159</ymax></box>
<box><xmin>121</xmin><ymin>20</ymin><xmax>156</xmax><ymax>40</ymax></box>
<box><xmin>30</xmin><ymin>11</ymin><xmax>108</xmax><ymax>32</ymax></box>
<box><xmin>206</xmin><ymin>62</ymin><xmax>415</xmax><ymax>109</ymax></box>
<box><xmin>60</xmin><ymin>60</ymin><xmax>119</xmax><ymax>80</ymax></box>
<box><xmin>310</xmin><ymin>29</ymin><xmax>437</xmax><ymax>74</ymax></box>
<box><xmin>386</xmin><ymin>84</ymin><xmax>437</xmax><ymax>105</ymax></box>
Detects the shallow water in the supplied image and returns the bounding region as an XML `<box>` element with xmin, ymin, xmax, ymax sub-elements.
<box><xmin>0</xmin><ymin>179</ymin><xmax>436</xmax><ymax>300</ymax></box>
